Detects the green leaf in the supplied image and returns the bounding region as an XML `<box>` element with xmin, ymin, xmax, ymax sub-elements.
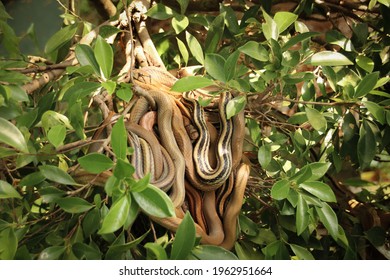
<box><xmin>274</xmin><ymin>11</ymin><xmax>298</xmax><ymax>33</ymax></box>
<box><xmin>282</xmin><ymin>32</ymin><xmax>319</xmax><ymax>52</ymax></box>
<box><xmin>262</xmin><ymin>9</ymin><xmax>278</xmax><ymax>41</ymax></box>
<box><xmin>99</xmin><ymin>195</ymin><xmax>131</xmax><ymax>234</ymax></box>
<box><xmin>300</xmin><ymin>162</ymin><xmax>332</xmax><ymax>181</ymax></box>
<box><xmin>176</xmin><ymin>38</ymin><xmax>189</xmax><ymax>65</ymax></box>
<box><xmin>170</xmin><ymin>212</ymin><xmax>196</xmax><ymax>260</ymax></box>
<box><xmin>354</xmin><ymin>72</ymin><xmax>380</xmax><ymax>98</ymax></box>
<box><xmin>19</xmin><ymin>171</ymin><xmax>45</xmax><ymax>187</ymax></box>
<box><xmin>41</xmin><ymin>111</ymin><xmax>72</xmax><ymax>133</ymax></box>
<box><xmin>101</xmin><ymin>80</ymin><xmax>116</xmax><ymax>95</ymax></box>
<box><xmin>271</xmin><ymin>179</ymin><xmax>290</xmax><ymax>200</ymax></box>
<box><xmin>144</xmin><ymin>243</ymin><xmax>168</xmax><ymax>260</ymax></box>
<box><xmin>62</xmin><ymin>81</ymin><xmax>100</xmax><ymax>103</ymax></box>
<box><xmin>69</xmin><ymin>101</ymin><xmax>85</xmax><ymax>139</ymax></box>
<box><xmin>224</xmin><ymin>50</ymin><xmax>240</xmax><ymax>81</ymax></box>
<box><xmin>299</xmin><ymin>181</ymin><xmax>336</xmax><ymax>202</ymax></box>
<box><xmin>82</xmin><ymin>208</ymin><xmax>101</xmax><ymax>237</ymax></box>
<box><xmin>72</xmin><ymin>242</ymin><xmax>102</xmax><ymax>260</ymax></box>
<box><xmin>146</xmin><ymin>3</ymin><xmax>174</xmax><ymax>20</ymax></box>
<box><xmin>116</xmin><ymin>83</ymin><xmax>133</xmax><ymax>102</ymax></box>
<box><xmin>0</xmin><ymin>117</ymin><xmax>29</xmax><ymax>153</ymax></box>
<box><xmin>94</xmin><ymin>36</ymin><xmax>113</xmax><ymax>79</ymax></box>
<box><xmin>315</xmin><ymin>202</ymin><xmax>339</xmax><ymax>240</ymax></box>
<box><xmin>258</xmin><ymin>144</ymin><xmax>272</xmax><ymax>169</ymax></box>
<box><xmin>0</xmin><ymin>228</ymin><xmax>18</xmax><ymax>259</ymax></box>
<box><xmin>56</xmin><ymin>197</ymin><xmax>94</xmax><ymax>213</ymax></box>
<box><xmin>221</xmin><ymin>5</ymin><xmax>240</xmax><ymax>34</ymax></box>
<box><xmin>132</xmin><ymin>184</ymin><xmax>175</xmax><ymax>218</ymax></box>
<box><xmin>111</xmin><ymin>116</ymin><xmax>127</xmax><ymax>160</ymax></box>
<box><xmin>342</xmin><ymin>112</ymin><xmax>358</xmax><ymax>142</ymax></box>
<box><xmin>38</xmin><ymin>246</ymin><xmax>65</xmax><ymax>260</ymax></box>
<box><xmin>75</xmin><ymin>44</ymin><xmax>100</xmax><ymax>76</ymax></box>
<box><xmin>130</xmin><ymin>173</ymin><xmax>150</xmax><ymax>192</ymax></box>
<box><xmin>363</xmin><ymin>101</ymin><xmax>385</xmax><ymax>124</ymax></box>
<box><xmin>172</xmin><ymin>15</ymin><xmax>189</xmax><ymax>34</ymax></box>
<box><xmin>171</xmin><ymin>76</ymin><xmax>214</xmax><ymax>92</ymax></box>
<box><xmin>305</xmin><ymin>107</ymin><xmax>327</xmax><ymax>132</ymax></box>
<box><xmin>290</xmin><ymin>244</ymin><xmax>315</xmax><ymax>260</ymax></box>
<box><xmin>39</xmin><ymin>165</ymin><xmax>78</xmax><ymax>186</ymax></box>
<box><xmin>226</xmin><ymin>94</ymin><xmax>246</xmax><ymax>120</ymax></box>
<box><xmin>306</xmin><ymin>51</ymin><xmax>353</xmax><ymax>66</ymax></box>
<box><xmin>45</xmin><ymin>24</ymin><xmax>77</xmax><ymax>54</ymax></box>
<box><xmin>296</xmin><ymin>194</ymin><xmax>309</xmax><ymax>236</ymax></box>
<box><xmin>105</xmin><ymin>231</ymin><xmax>148</xmax><ymax>259</ymax></box>
<box><xmin>185</xmin><ymin>31</ymin><xmax>204</xmax><ymax>64</ymax></box>
<box><xmin>47</xmin><ymin>125</ymin><xmax>66</xmax><ymax>148</ymax></box>
<box><xmin>191</xmin><ymin>245</ymin><xmax>238</xmax><ymax>260</ymax></box>
<box><xmin>205</xmin><ymin>53</ymin><xmax>226</xmax><ymax>82</ymax></box>
<box><xmin>325</xmin><ymin>30</ymin><xmax>353</xmax><ymax>51</ymax></box>
<box><xmin>205</xmin><ymin>12</ymin><xmax>225</xmax><ymax>53</ymax></box>
<box><xmin>358</xmin><ymin>120</ymin><xmax>376</xmax><ymax>169</ymax></box>
<box><xmin>78</xmin><ymin>153</ymin><xmax>114</xmax><ymax>174</ymax></box>
<box><xmin>356</xmin><ymin>55</ymin><xmax>374</xmax><ymax>73</ymax></box>
<box><xmin>177</xmin><ymin>0</ymin><xmax>189</xmax><ymax>14</ymax></box>
<box><xmin>113</xmin><ymin>158</ymin><xmax>135</xmax><ymax>179</ymax></box>
<box><xmin>238</xmin><ymin>41</ymin><xmax>268</xmax><ymax>62</ymax></box>
<box><xmin>0</xmin><ymin>180</ymin><xmax>21</xmax><ymax>199</ymax></box>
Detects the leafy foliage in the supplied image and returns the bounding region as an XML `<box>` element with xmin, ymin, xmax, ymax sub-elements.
<box><xmin>0</xmin><ymin>0</ymin><xmax>389</xmax><ymax>260</ymax></box>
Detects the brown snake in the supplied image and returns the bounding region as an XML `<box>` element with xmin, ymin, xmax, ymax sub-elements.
<box><xmin>74</xmin><ymin>66</ymin><xmax>249</xmax><ymax>250</ymax></box>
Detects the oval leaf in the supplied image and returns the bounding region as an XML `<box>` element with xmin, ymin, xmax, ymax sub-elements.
<box><xmin>0</xmin><ymin>117</ymin><xmax>29</xmax><ymax>153</ymax></box>
<box><xmin>99</xmin><ymin>195</ymin><xmax>130</xmax><ymax>234</ymax></box>
<box><xmin>56</xmin><ymin>197</ymin><xmax>94</xmax><ymax>213</ymax></box>
<box><xmin>258</xmin><ymin>144</ymin><xmax>272</xmax><ymax>168</ymax></box>
<box><xmin>226</xmin><ymin>95</ymin><xmax>246</xmax><ymax>120</ymax></box>
<box><xmin>94</xmin><ymin>36</ymin><xmax>113</xmax><ymax>79</ymax></box>
<box><xmin>358</xmin><ymin>120</ymin><xmax>376</xmax><ymax>169</ymax></box>
<box><xmin>132</xmin><ymin>184</ymin><xmax>175</xmax><ymax>218</ymax></box>
<box><xmin>305</xmin><ymin>107</ymin><xmax>327</xmax><ymax>132</ymax></box>
<box><xmin>271</xmin><ymin>179</ymin><xmax>290</xmax><ymax>200</ymax></box>
<box><xmin>274</xmin><ymin>11</ymin><xmax>298</xmax><ymax>33</ymax></box>
<box><xmin>172</xmin><ymin>15</ymin><xmax>189</xmax><ymax>34</ymax></box>
<box><xmin>185</xmin><ymin>31</ymin><xmax>204</xmax><ymax>64</ymax></box>
<box><xmin>39</xmin><ymin>165</ymin><xmax>78</xmax><ymax>186</ymax></box>
<box><xmin>78</xmin><ymin>153</ymin><xmax>114</xmax><ymax>174</ymax></box>
<box><xmin>299</xmin><ymin>181</ymin><xmax>336</xmax><ymax>202</ymax></box>
<box><xmin>0</xmin><ymin>180</ymin><xmax>22</xmax><ymax>199</ymax></box>
<box><xmin>296</xmin><ymin>194</ymin><xmax>309</xmax><ymax>235</ymax></box>
<box><xmin>363</xmin><ymin>101</ymin><xmax>385</xmax><ymax>124</ymax></box>
<box><xmin>75</xmin><ymin>44</ymin><xmax>100</xmax><ymax>76</ymax></box>
<box><xmin>111</xmin><ymin>116</ymin><xmax>127</xmax><ymax>160</ymax></box>
<box><xmin>315</xmin><ymin>202</ymin><xmax>339</xmax><ymax>240</ymax></box>
<box><xmin>290</xmin><ymin>244</ymin><xmax>315</xmax><ymax>260</ymax></box>
<box><xmin>238</xmin><ymin>41</ymin><xmax>268</xmax><ymax>62</ymax></box>
<box><xmin>47</xmin><ymin>125</ymin><xmax>66</xmax><ymax>148</ymax></box>
<box><xmin>355</xmin><ymin>72</ymin><xmax>379</xmax><ymax>98</ymax></box>
<box><xmin>356</xmin><ymin>55</ymin><xmax>374</xmax><ymax>73</ymax></box>
<box><xmin>205</xmin><ymin>53</ymin><xmax>226</xmax><ymax>82</ymax></box>
<box><xmin>191</xmin><ymin>245</ymin><xmax>238</xmax><ymax>260</ymax></box>
<box><xmin>0</xmin><ymin>228</ymin><xmax>18</xmax><ymax>260</ymax></box>
<box><xmin>45</xmin><ymin>24</ymin><xmax>77</xmax><ymax>54</ymax></box>
<box><xmin>170</xmin><ymin>212</ymin><xmax>196</xmax><ymax>260</ymax></box>
<box><xmin>171</xmin><ymin>76</ymin><xmax>214</xmax><ymax>92</ymax></box>
<box><xmin>306</xmin><ymin>51</ymin><xmax>353</xmax><ymax>66</ymax></box>
<box><xmin>38</xmin><ymin>246</ymin><xmax>65</xmax><ymax>260</ymax></box>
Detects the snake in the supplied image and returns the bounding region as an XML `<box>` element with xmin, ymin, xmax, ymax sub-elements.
<box><xmin>182</xmin><ymin>91</ymin><xmax>233</xmax><ymax>187</ymax></box>
<box><xmin>72</xmin><ymin>65</ymin><xmax>248</xmax><ymax>250</ymax></box>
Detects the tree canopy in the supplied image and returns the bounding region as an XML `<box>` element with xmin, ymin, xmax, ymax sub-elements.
<box><xmin>0</xmin><ymin>0</ymin><xmax>389</xmax><ymax>260</ymax></box>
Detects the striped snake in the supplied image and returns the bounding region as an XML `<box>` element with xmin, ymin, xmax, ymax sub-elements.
<box><xmin>74</xmin><ymin>66</ymin><xmax>248</xmax><ymax>249</ymax></box>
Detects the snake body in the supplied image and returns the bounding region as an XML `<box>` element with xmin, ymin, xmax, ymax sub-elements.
<box><xmin>74</xmin><ymin>65</ymin><xmax>248</xmax><ymax>250</ymax></box>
